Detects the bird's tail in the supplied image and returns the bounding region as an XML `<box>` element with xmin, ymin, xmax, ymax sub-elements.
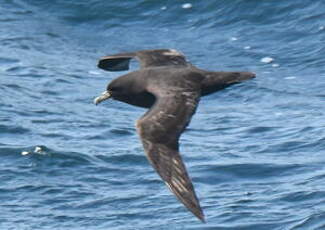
<box><xmin>200</xmin><ymin>71</ymin><xmax>256</xmax><ymax>96</ymax></box>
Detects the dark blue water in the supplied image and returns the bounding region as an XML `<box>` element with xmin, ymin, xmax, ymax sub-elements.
<box><xmin>1</xmin><ymin>1</ymin><xmax>325</xmax><ymax>229</ymax></box>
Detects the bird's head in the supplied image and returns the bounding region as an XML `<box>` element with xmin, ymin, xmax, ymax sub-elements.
<box><xmin>94</xmin><ymin>74</ymin><xmax>144</xmax><ymax>105</ymax></box>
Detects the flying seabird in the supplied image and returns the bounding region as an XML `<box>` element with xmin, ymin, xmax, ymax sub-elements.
<box><xmin>94</xmin><ymin>49</ymin><xmax>255</xmax><ymax>222</ymax></box>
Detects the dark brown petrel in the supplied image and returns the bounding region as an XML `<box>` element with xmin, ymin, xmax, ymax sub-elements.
<box><xmin>94</xmin><ymin>49</ymin><xmax>255</xmax><ymax>222</ymax></box>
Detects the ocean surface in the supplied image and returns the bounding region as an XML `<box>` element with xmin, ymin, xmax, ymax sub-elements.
<box><xmin>1</xmin><ymin>1</ymin><xmax>325</xmax><ymax>229</ymax></box>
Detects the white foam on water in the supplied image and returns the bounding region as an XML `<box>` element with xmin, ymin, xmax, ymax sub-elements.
<box><xmin>34</xmin><ymin>146</ymin><xmax>42</xmax><ymax>153</ymax></box>
<box><xmin>182</xmin><ymin>3</ymin><xmax>192</xmax><ymax>9</ymax></box>
<box><xmin>88</xmin><ymin>70</ymin><xmax>101</xmax><ymax>75</ymax></box>
<box><xmin>244</xmin><ymin>46</ymin><xmax>251</xmax><ymax>50</ymax></box>
<box><xmin>230</xmin><ymin>37</ymin><xmax>238</xmax><ymax>41</ymax></box>
<box><xmin>285</xmin><ymin>76</ymin><xmax>296</xmax><ymax>80</ymax></box>
<box><xmin>21</xmin><ymin>151</ymin><xmax>30</xmax><ymax>156</ymax></box>
<box><xmin>260</xmin><ymin>57</ymin><xmax>274</xmax><ymax>63</ymax></box>
<box><xmin>272</xmin><ymin>63</ymin><xmax>280</xmax><ymax>67</ymax></box>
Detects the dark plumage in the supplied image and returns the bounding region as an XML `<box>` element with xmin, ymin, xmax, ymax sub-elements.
<box><xmin>94</xmin><ymin>49</ymin><xmax>255</xmax><ymax>222</ymax></box>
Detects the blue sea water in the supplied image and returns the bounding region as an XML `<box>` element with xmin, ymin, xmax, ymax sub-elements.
<box><xmin>1</xmin><ymin>0</ymin><xmax>325</xmax><ymax>229</ymax></box>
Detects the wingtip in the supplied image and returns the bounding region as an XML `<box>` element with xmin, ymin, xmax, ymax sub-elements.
<box><xmin>197</xmin><ymin>213</ymin><xmax>206</xmax><ymax>223</ymax></box>
<box><xmin>97</xmin><ymin>56</ymin><xmax>131</xmax><ymax>72</ymax></box>
<box><xmin>193</xmin><ymin>205</ymin><xmax>206</xmax><ymax>223</ymax></box>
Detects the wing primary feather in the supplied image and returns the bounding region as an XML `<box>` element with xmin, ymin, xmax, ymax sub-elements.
<box><xmin>97</xmin><ymin>49</ymin><xmax>189</xmax><ymax>72</ymax></box>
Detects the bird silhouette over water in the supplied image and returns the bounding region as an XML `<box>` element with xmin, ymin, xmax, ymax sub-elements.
<box><xmin>94</xmin><ymin>49</ymin><xmax>255</xmax><ymax>222</ymax></box>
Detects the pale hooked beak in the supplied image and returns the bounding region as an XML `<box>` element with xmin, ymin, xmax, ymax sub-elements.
<box><xmin>94</xmin><ymin>91</ymin><xmax>111</xmax><ymax>105</ymax></box>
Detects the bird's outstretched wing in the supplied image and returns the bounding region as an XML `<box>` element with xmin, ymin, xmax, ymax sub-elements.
<box><xmin>136</xmin><ymin>83</ymin><xmax>205</xmax><ymax>222</ymax></box>
<box><xmin>98</xmin><ymin>49</ymin><xmax>189</xmax><ymax>71</ymax></box>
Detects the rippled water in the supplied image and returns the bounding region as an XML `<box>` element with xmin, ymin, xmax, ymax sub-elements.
<box><xmin>1</xmin><ymin>1</ymin><xmax>325</xmax><ymax>229</ymax></box>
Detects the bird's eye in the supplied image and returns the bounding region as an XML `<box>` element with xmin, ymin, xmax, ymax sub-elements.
<box><xmin>109</xmin><ymin>86</ymin><xmax>119</xmax><ymax>91</ymax></box>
